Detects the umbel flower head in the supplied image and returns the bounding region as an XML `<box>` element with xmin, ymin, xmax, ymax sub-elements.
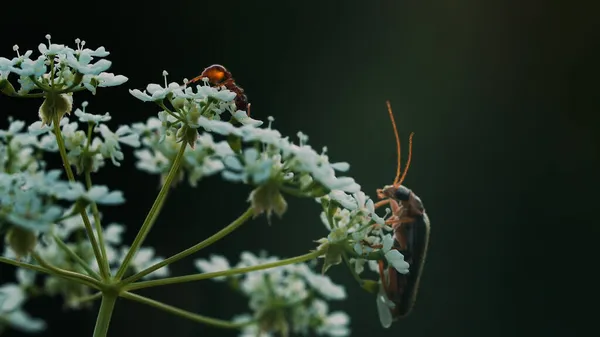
<box><xmin>0</xmin><ymin>35</ymin><xmax>127</xmax><ymax>127</ymax></box>
<box><xmin>195</xmin><ymin>252</ymin><xmax>350</xmax><ymax>337</ymax></box>
<box><xmin>130</xmin><ymin>72</ymin><xmax>361</xmax><ymax>224</ymax></box>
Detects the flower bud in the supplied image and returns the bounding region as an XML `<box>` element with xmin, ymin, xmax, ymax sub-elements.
<box><xmin>176</xmin><ymin>125</ymin><xmax>198</xmax><ymax>149</ymax></box>
<box><xmin>38</xmin><ymin>93</ymin><xmax>73</xmax><ymax>126</ymax></box>
<box><xmin>6</xmin><ymin>226</ymin><xmax>37</xmax><ymax>259</ymax></box>
<box><xmin>248</xmin><ymin>182</ymin><xmax>287</xmax><ymax>224</ymax></box>
<box><xmin>257</xmin><ymin>308</ymin><xmax>289</xmax><ymax>337</ymax></box>
<box><xmin>0</xmin><ymin>79</ymin><xmax>16</xmax><ymax>96</ymax></box>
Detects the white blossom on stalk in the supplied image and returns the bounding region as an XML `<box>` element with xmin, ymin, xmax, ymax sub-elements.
<box><xmin>0</xmin><ymin>35</ymin><xmax>127</xmax><ymax>96</ymax></box>
<box><xmin>57</xmin><ymin>182</ymin><xmax>125</xmax><ymax>205</ymax></box>
<box><xmin>116</xmin><ymin>246</ymin><xmax>169</xmax><ymax>279</ymax></box>
<box><xmin>194</xmin><ymin>252</ymin><xmax>350</xmax><ymax>337</ymax></box>
<box><xmin>0</xmin><ymin>282</ymin><xmax>46</xmax><ymax>333</ymax></box>
<box><xmin>97</xmin><ymin>124</ymin><xmax>140</xmax><ymax>166</ymax></box>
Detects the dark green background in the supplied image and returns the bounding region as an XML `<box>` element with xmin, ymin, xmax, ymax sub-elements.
<box><xmin>1</xmin><ymin>1</ymin><xmax>598</xmax><ymax>336</ymax></box>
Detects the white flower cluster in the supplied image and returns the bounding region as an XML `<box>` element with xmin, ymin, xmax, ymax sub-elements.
<box><xmin>28</xmin><ymin>102</ymin><xmax>141</xmax><ymax>172</ymax></box>
<box><xmin>0</xmin><ymin>35</ymin><xmax>127</xmax><ymax>95</ymax></box>
<box><xmin>0</xmin><ymin>168</ymin><xmax>124</xmax><ymax>233</ymax></box>
<box><xmin>129</xmin><ymin>73</ymin><xmax>360</xmax><ymax>197</ymax></box>
<box><xmin>0</xmin><ymin>34</ymin><xmax>411</xmax><ymax>335</ymax></box>
<box><xmin>317</xmin><ymin>190</ymin><xmax>410</xmax><ymax>276</ymax></box>
<box><xmin>195</xmin><ymin>252</ymin><xmax>350</xmax><ymax>337</ymax></box>
<box><xmin>0</xmin><ymin>269</ymin><xmax>46</xmax><ymax>334</ymax></box>
<box><xmin>39</xmin><ymin>211</ymin><xmax>169</xmax><ymax>280</ymax></box>
<box><xmin>132</xmin><ymin>119</ymin><xmax>233</xmax><ymax>187</ymax></box>
<box><xmin>0</xmin><ymin>207</ymin><xmax>169</xmax><ymax>331</ymax></box>
<box><xmin>315</xmin><ymin>190</ymin><xmax>414</xmax><ymax>328</ymax></box>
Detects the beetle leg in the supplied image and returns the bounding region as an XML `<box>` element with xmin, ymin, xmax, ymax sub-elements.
<box><xmin>375</xmin><ymin>198</ymin><xmax>391</xmax><ymax>209</ymax></box>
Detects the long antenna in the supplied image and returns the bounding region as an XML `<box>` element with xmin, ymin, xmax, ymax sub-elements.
<box><xmin>397</xmin><ymin>132</ymin><xmax>414</xmax><ymax>186</ymax></box>
<box><xmin>386</xmin><ymin>101</ymin><xmax>402</xmax><ymax>185</ymax></box>
<box><xmin>385</xmin><ymin>101</ymin><xmax>415</xmax><ymax>187</ymax></box>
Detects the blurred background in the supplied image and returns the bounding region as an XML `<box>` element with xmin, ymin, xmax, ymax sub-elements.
<box><xmin>1</xmin><ymin>0</ymin><xmax>599</xmax><ymax>336</ymax></box>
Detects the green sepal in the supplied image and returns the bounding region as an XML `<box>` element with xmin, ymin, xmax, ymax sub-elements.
<box><xmin>227</xmin><ymin>134</ymin><xmax>243</xmax><ymax>154</ymax></box>
<box><xmin>321</xmin><ymin>242</ymin><xmax>344</xmax><ymax>274</ymax></box>
<box><xmin>0</xmin><ymin>79</ymin><xmax>16</xmax><ymax>96</ymax></box>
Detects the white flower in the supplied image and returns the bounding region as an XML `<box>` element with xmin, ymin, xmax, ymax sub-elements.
<box><xmin>311</xmin><ymin>300</ymin><xmax>350</xmax><ymax>337</ymax></box>
<box><xmin>354</xmin><ymin>191</ymin><xmax>385</xmax><ymax>226</ymax></box>
<box><xmin>0</xmin><ymin>284</ymin><xmax>26</xmax><ymax>312</ymax></box>
<box><xmin>0</xmin><ymin>283</ymin><xmax>46</xmax><ymax>333</ymax></box>
<box><xmin>302</xmin><ymin>270</ymin><xmax>346</xmax><ymax>300</ymax></box>
<box><xmin>97</xmin><ymin>124</ymin><xmax>140</xmax><ymax>166</ymax></box>
<box><xmin>53</xmin><ymin>208</ymin><xmax>86</xmax><ymax>239</ymax></box>
<box><xmin>381</xmin><ymin>235</ymin><xmax>409</xmax><ymax>274</ymax></box>
<box><xmin>11</xmin><ymin>55</ymin><xmax>47</xmax><ymax>77</ymax></box>
<box><xmin>328</xmin><ymin>191</ymin><xmax>358</xmax><ymax>210</ymax></box>
<box><xmin>223</xmin><ymin>148</ymin><xmax>274</xmax><ymax>184</ymax></box>
<box><xmin>65</xmin><ymin>53</ymin><xmax>111</xmax><ymax>75</ymax></box>
<box><xmin>74</xmin><ymin>108</ymin><xmax>111</xmax><ymax>124</ymax></box>
<box><xmin>233</xmin><ymin>315</ymin><xmax>273</xmax><ymax>337</ymax></box>
<box><xmin>134</xmin><ymin>149</ymin><xmax>170</xmax><ymax>174</ymax></box>
<box><xmin>103</xmin><ymin>223</ymin><xmax>125</xmax><ymax>245</ymax></box>
<box><xmin>129</xmin><ymin>82</ymin><xmax>180</xmax><ymax>102</ymax></box>
<box><xmin>376</xmin><ymin>281</ymin><xmax>395</xmax><ymax>328</ymax></box>
<box><xmin>233</xmin><ymin>110</ymin><xmax>263</xmax><ymax>127</ymax></box>
<box><xmin>197</xmin><ymin>117</ymin><xmax>242</xmax><ymax>136</ymax></box>
<box><xmin>119</xmin><ymin>246</ymin><xmax>168</xmax><ymax>279</ymax></box>
<box><xmin>59</xmin><ymin>182</ymin><xmax>125</xmax><ymax>205</ymax></box>
<box><xmin>28</xmin><ymin>117</ymin><xmax>68</xmax><ymax>136</ymax></box>
<box><xmin>240</xmin><ymin>125</ymin><xmax>283</xmax><ymax>145</ymax></box>
<box><xmin>38</xmin><ymin>42</ymin><xmax>73</xmax><ymax>56</ymax></box>
<box><xmin>0</xmin><ymin>119</ymin><xmax>25</xmax><ymax>138</ymax></box>
<box><xmin>4</xmin><ymin>188</ymin><xmax>63</xmax><ymax>231</ymax></box>
<box><xmin>194</xmin><ymin>255</ymin><xmax>231</xmax><ymax>281</ymax></box>
<box><xmin>205</xmin><ymin>252</ymin><xmax>350</xmax><ymax>336</ymax></box>
<box><xmin>96</xmin><ymin>72</ymin><xmax>128</xmax><ymax>87</ymax></box>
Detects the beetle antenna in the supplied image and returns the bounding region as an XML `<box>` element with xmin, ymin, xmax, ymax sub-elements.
<box><xmin>397</xmin><ymin>132</ymin><xmax>414</xmax><ymax>185</ymax></box>
<box><xmin>386</xmin><ymin>101</ymin><xmax>402</xmax><ymax>186</ymax></box>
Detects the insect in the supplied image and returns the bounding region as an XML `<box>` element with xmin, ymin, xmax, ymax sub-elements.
<box><xmin>373</xmin><ymin>101</ymin><xmax>431</xmax><ymax>327</ymax></box>
<box><xmin>187</xmin><ymin>64</ymin><xmax>251</xmax><ymax>116</ymax></box>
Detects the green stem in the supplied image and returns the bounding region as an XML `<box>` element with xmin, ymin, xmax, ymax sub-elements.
<box><xmin>52</xmin><ymin>113</ymin><xmax>110</xmax><ymax>280</ymax></box>
<box><xmin>121</xmin><ymin>207</ymin><xmax>254</xmax><ymax>285</ymax></box>
<box><xmin>85</xmin><ymin>169</ymin><xmax>109</xmax><ymax>276</ymax></box>
<box><xmin>115</xmin><ymin>142</ymin><xmax>187</xmax><ymax>280</ymax></box>
<box><xmin>120</xmin><ymin>292</ymin><xmax>251</xmax><ymax>329</ymax></box>
<box><xmin>157</xmin><ymin>102</ymin><xmax>185</xmax><ymax>122</ymax></box>
<box><xmin>0</xmin><ymin>256</ymin><xmax>53</xmax><ymax>274</ymax></box>
<box><xmin>73</xmin><ymin>291</ymin><xmax>102</xmax><ymax>305</ymax></box>
<box><xmin>52</xmin><ymin>233</ymin><xmax>101</xmax><ymax>279</ymax></box>
<box><xmin>31</xmin><ymin>252</ymin><xmax>102</xmax><ymax>289</ymax></box>
<box><xmin>341</xmin><ymin>252</ymin><xmax>364</xmax><ymax>286</ymax></box>
<box><xmin>125</xmin><ymin>249</ymin><xmax>324</xmax><ymax>291</ymax></box>
<box><xmin>92</xmin><ymin>294</ymin><xmax>118</xmax><ymax>337</ymax></box>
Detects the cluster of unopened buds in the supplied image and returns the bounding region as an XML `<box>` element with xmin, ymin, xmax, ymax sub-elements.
<box><xmin>0</xmin><ymin>35</ymin><xmax>429</xmax><ymax>336</ymax></box>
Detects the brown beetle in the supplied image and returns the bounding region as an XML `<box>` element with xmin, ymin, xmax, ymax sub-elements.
<box><xmin>374</xmin><ymin>101</ymin><xmax>431</xmax><ymax>327</ymax></box>
<box><xmin>187</xmin><ymin>64</ymin><xmax>250</xmax><ymax>116</ymax></box>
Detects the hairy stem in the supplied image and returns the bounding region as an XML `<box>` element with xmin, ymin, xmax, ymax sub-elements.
<box><xmin>115</xmin><ymin>142</ymin><xmax>187</xmax><ymax>280</ymax></box>
<box><xmin>0</xmin><ymin>256</ymin><xmax>54</xmax><ymax>274</ymax></box>
<box><xmin>52</xmin><ymin>113</ymin><xmax>110</xmax><ymax>280</ymax></box>
<box><xmin>121</xmin><ymin>207</ymin><xmax>254</xmax><ymax>285</ymax></box>
<box><xmin>52</xmin><ymin>233</ymin><xmax>101</xmax><ymax>279</ymax></box>
<box><xmin>120</xmin><ymin>292</ymin><xmax>252</xmax><ymax>329</ymax></box>
<box><xmin>125</xmin><ymin>249</ymin><xmax>324</xmax><ymax>291</ymax></box>
<box><xmin>85</xmin><ymin>169</ymin><xmax>110</xmax><ymax>276</ymax></box>
<box><xmin>31</xmin><ymin>252</ymin><xmax>102</xmax><ymax>289</ymax></box>
<box><xmin>92</xmin><ymin>294</ymin><xmax>118</xmax><ymax>337</ymax></box>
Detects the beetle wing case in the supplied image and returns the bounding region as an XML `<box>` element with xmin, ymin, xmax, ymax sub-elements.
<box><xmin>389</xmin><ymin>212</ymin><xmax>430</xmax><ymax>319</ymax></box>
